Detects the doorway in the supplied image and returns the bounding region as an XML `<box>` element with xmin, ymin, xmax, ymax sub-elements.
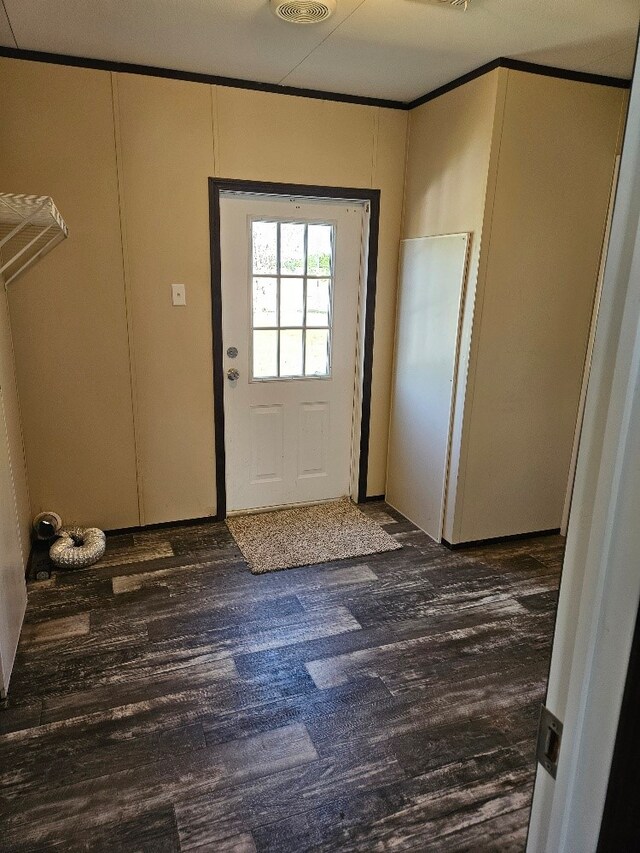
<box><xmin>208</xmin><ymin>179</ymin><xmax>380</xmax><ymax>518</ymax></box>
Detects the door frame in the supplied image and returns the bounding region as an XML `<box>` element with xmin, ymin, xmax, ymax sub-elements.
<box><xmin>526</xmin><ymin>39</ymin><xmax>639</xmax><ymax>853</ymax></box>
<box><xmin>208</xmin><ymin>177</ymin><xmax>381</xmax><ymax>519</ymax></box>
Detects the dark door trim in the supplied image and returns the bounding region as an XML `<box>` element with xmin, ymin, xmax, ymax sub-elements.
<box><xmin>208</xmin><ymin>177</ymin><xmax>381</xmax><ymax>519</ymax></box>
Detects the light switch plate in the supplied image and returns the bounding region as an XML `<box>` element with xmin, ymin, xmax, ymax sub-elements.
<box><xmin>171</xmin><ymin>283</ymin><xmax>186</xmax><ymax>306</ymax></box>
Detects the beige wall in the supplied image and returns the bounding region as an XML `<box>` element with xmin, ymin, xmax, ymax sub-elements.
<box><xmin>0</xmin><ymin>61</ymin><xmax>140</xmax><ymax>529</ymax></box>
<box><xmin>1</xmin><ymin>55</ymin><xmax>624</xmax><ymax>538</ymax></box>
<box><xmin>114</xmin><ymin>74</ymin><xmax>217</xmax><ymax>525</ymax></box>
<box><xmin>0</xmin><ymin>57</ymin><xmax>408</xmax><ymax>527</ymax></box>
<box><xmin>401</xmin><ymin>65</ymin><xmax>626</xmax><ymax>543</ymax></box>
<box><xmin>453</xmin><ymin>71</ymin><xmax>627</xmax><ymax>542</ymax></box>
<box><xmin>401</xmin><ymin>69</ymin><xmax>503</xmax><ymax>539</ymax></box>
<box><xmin>403</xmin><ymin>70</ymin><xmax>501</xmax><ymax>241</ymax></box>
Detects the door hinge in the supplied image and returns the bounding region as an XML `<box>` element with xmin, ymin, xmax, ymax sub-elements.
<box><xmin>536</xmin><ymin>704</ymin><xmax>563</xmax><ymax>779</ymax></box>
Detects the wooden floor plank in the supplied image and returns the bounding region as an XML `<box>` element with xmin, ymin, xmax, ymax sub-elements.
<box><xmin>19</xmin><ymin>613</ymin><xmax>90</xmax><ymax>645</ymax></box>
<box><xmin>0</xmin><ymin>502</ymin><xmax>562</xmax><ymax>851</ymax></box>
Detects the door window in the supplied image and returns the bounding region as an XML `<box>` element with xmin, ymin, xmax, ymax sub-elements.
<box><xmin>251</xmin><ymin>220</ymin><xmax>333</xmax><ymax>380</ymax></box>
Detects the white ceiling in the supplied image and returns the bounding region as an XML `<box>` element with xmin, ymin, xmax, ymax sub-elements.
<box><xmin>1</xmin><ymin>0</ymin><xmax>638</xmax><ymax>103</ymax></box>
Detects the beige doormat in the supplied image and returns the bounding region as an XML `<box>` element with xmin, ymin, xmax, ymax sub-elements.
<box><xmin>226</xmin><ymin>499</ymin><xmax>402</xmax><ymax>575</ymax></box>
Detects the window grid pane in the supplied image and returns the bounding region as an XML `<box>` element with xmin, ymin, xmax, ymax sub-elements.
<box><xmin>253</xmin><ymin>329</ymin><xmax>278</xmax><ymax>379</ymax></box>
<box><xmin>252</xmin><ymin>277</ymin><xmax>277</xmax><ymax>327</ymax></box>
<box><xmin>280</xmin><ymin>277</ymin><xmax>304</xmax><ymax>326</ymax></box>
<box><xmin>250</xmin><ymin>219</ymin><xmax>333</xmax><ymax>380</ymax></box>
<box><xmin>280</xmin><ymin>329</ymin><xmax>304</xmax><ymax>376</ymax></box>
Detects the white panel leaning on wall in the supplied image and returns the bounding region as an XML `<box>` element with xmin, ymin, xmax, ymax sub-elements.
<box><xmin>386</xmin><ymin>233</ymin><xmax>470</xmax><ymax>542</ymax></box>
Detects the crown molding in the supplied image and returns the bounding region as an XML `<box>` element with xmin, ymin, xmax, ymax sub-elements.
<box><xmin>0</xmin><ymin>45</ymin><xmax>631</xmax><ymax>113</ymax></box>
<box><xmin>0</xmin><ymin>46</ymin><xmax>407</xmax><ymax>110</ymax></box>
<box><xmin>408</xmin><ymin>56</ymin><xmax>631</xmax><ymax>110</ymax></box>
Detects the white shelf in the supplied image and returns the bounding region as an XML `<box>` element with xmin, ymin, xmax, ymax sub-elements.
<box><xmin>0</xmin><ymin>193</ymin><xmax>69</xmax><ymax>286</ymax></box>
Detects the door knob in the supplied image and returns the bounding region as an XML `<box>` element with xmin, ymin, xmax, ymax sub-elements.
<box><xmin>227</xmin><ymin>367</ymin><xmax>240</xmax><ymax>381</ymax></box>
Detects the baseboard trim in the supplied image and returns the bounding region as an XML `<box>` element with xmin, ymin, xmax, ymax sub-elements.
<box><xmin>442</xmin><ymin>528</ymin><xmax>562</xmax><ymax>550</ymax></box>
<box><xmin>105</xmin><ymin>514</ymin><xmax>222</xmax><ymax>537</ymax></box>
<box><xmin>107</xmin><ymin>498</ymin><xmax>386</xmax><ymax>534</ymax></box>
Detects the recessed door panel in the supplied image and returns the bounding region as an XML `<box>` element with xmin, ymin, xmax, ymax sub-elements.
<box><xmin>298</xmin><ymin>401</ymin><xmax>329</xmax><ymax>480</ymax></box>
<box><xmin>250</xmin><ymin>405</ymin><xmax>283</xmax><ymax>484</ymax></box>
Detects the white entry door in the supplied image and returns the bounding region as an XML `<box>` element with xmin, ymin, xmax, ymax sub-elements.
<box><xmin>220</xmin><ymin>194</ymin><xmax>366</xmax><ymax>513</ymax></box>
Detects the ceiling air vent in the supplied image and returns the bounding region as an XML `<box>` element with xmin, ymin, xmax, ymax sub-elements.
<box><xmin>270</xmin><ymin>0</ymin><xmax>336</xmax><ymax>24</ymax></box>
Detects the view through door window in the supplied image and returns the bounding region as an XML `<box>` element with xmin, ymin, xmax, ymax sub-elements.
<box><xmin>251</xmin><ymin>219</ymin><xmax>334</xmax><ymax>380</ymax></box>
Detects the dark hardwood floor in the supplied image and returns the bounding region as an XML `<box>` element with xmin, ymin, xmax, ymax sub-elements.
<box><xmin>0</xmin><ymin>502</ymin><xmax>563</xmax><ymax>852</ymax></box>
